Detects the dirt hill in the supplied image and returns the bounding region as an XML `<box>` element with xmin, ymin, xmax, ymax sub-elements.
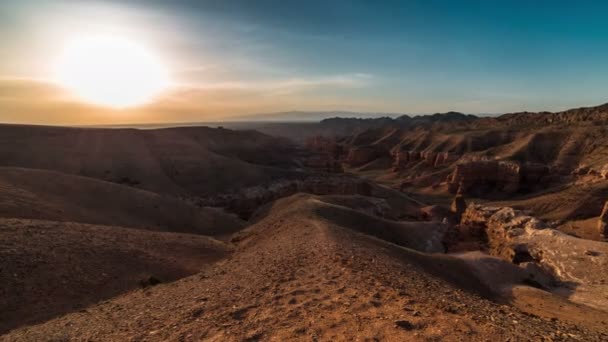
<box><xmin>0</xmin><ymin>124</ymin><xmax>297</xmax><ymax>197</ymax></box>
<box><xmin>2</xmin><ymin>117</ymin><xmax>608</xmax><ymax>341</ymax></box>
<box><xmin>0</xmin><ymin>218</ymin><xmax>231</xmax><ymax>334</ymax></box>
<box><xmin>4</xmin><ymin>194</ymin><xmax>606</xmax><ymax>341</ymax></box>
<box><xmin>0</xmin><ymin>167</ymin><xmax>245</xmax><ymax>237</ymax></box>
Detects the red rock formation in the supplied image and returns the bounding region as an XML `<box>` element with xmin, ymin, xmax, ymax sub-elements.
<box><xmin>572</xmin><ymin>165</ymin><xmax>590</xmax><ymax>176</ymax></box>
<box><xmin>346</xmin><ymin>146</ymin><xmax>382</xmax><ymax>167</ymax></box>
<box><xmin>447</xmin><ymin>160</ymin><xmax>549</xmax><ymax>195</ymax></box>
<box><xmin>460</xmin><ymin>204</ymin><xmax>544</xmax><ymax>262</ymax></box>
<box><xmin>393</xmin><ymin>150</ymin><xmax>459</xmax><ymax>171</ymax></box>
<box><xmin>207</xmin><ymin>176</ymin><xmax>373</xmax><ymax>219</ymax></box>
<box><xmin>421</xmin><ymin>151</ymin><xmax>437</xmax><ymax>166</ymax></box>
<box><xmin>601</xmin><ymin>165</ymin><xmax>608</xmax><ymax>179</ymax></box>
<box><xmin>433</xmin><ymin>152</ymin><xmax>447</xmax><ymax>167</ymax></box>
<box><xmin>571</xmin><ymin>164</ymin><xmax>608</xmax><ymax>182</ymax></box>
<box><xmin>408</xmin><ymin>151</ymin><xmax>421</xmax><ymax>161</ymax></box>
<box><xmin>447</xmin><ymin>160</ymin><xmax>518</xmax><ymax>194</ymax></box>
<box><xmin>392</xmin><ymin>151</ymin><xmax>409</xmax><ymax>171</ymax></box>
<box><xmin>598</xmin><ymin>201</ymin><xmax>608</xmax><ymax>239</ymax></box>
<box><xmin>450</xmin><ymin>185</ymin><xmax>467</xmax><ymax>221</ymax></box>
<box><xmin>305</xmin><ymin>136</ymin><xmax>344</xmax><ymax>158</ymax></box>
<box><xmin>304</xmin><ymin>136</ymin><xmax>346</xmax><ymax>173</ymax></box>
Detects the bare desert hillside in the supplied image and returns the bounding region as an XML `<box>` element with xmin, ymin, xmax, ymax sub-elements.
<box><xmin>4</xmin><ymin>194</ymin><xmax>607</xmax><ymax>341</ymax></box>
<box><xmin>0</xmin><ymin>167</ymin><xmax>244</xmax><ymax>237</ymax></box>
<box><xmin>0</xmin><ymin>124</ymin><xmax>296</xmax><ymax>196</ymax></box>
<box><xmin>5</xmin><ymin>1</ymin><xmax>608</xmax><ymax>340</ymax></box>
<box><xmin>1</xmin><ymin>115</ymin><xmax>608</xmax><ymax>341</ymax></box>
<box><xmin>0</xmin><ymin>218</ymin><xmax>231</xmax><ymax>334</ymax></box>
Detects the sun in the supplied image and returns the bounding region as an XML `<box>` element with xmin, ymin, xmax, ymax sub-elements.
<box><xmin>53</xmin><ymin>35</ymin><xmax>170</xmax><ymax>108</ymax></box>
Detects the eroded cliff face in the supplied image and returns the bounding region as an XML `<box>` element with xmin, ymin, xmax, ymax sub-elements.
<box><xmin>450</xmin><ymin>193</ymin><xmax>467</xmax><ymax>222</ymax></box>
<box><xmin>598</xmin><ymin>201</ymin><xmax>608</xmax><ymax>239</ymax></box>
<box><xmin>198</xmin><ymin>176</ymin><xmax>373</xmax><ymax>219</ymax></box>
<box><xmin>460</xmin><ymin>204</ymin><xmax>608</xmax><ymax>311</ymax></box>
<box><xmin>460</xmin><ymin>205</ymin><xmax>545</xmax><ymax>262</ymax></box>
<box><xmin>301</xmin><ymin>136</ymin><xmax>347</xmax><ymax>173</ymax></box>
<box><xmin>305</xmin><ymin>136</ymin><xmax>344</xmax><ymax>158</ymax></box>
<box><xmin>447</xmin><ymin>160</ymin><xmax>550</xmax><ymax>195</ymax></box>
<box><xmin>346</xmin><ymin>146</ymin><xmax>387</xmax><ymax>167</ymax></box>
<box><xmin>392</xmin><ymin>151</ymin><xmax>459</xmax><ymax>171</ymax></box>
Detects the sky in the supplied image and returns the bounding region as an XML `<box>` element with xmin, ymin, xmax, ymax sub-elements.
<box><xmin>1</xmin><ymin>0</ymin><xmax>608</xmax><ymax>124</ymax></box>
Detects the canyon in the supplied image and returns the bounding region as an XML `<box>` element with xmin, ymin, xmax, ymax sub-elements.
<box><xmin>2</xmin><ymin>103</ymin><xmax>608</xmax><ymax>341</ymax></box>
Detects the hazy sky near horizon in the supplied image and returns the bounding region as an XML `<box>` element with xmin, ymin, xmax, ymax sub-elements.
<box><xmin>2</xmin><ymin>0</ymin><xmax>608</xmax><ymax>124</ymax></box>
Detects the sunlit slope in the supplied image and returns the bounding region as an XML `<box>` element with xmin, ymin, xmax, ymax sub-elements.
<box><xmin>0</xmin><ymin>167</ymin><xmax>245</xmax><ymax>236</ymax></box>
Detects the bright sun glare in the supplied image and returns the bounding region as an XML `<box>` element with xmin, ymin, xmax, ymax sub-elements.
<box><xmin>53</xmin><ymin>36</ymin><xmax>170</xmax><ymax>108</ymax></box>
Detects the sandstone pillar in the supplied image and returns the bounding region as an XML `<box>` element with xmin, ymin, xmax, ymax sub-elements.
<box><xmin>451</xmin><ymin>183</ymin><xmax>467</xmax><ymax>222</ymax></box>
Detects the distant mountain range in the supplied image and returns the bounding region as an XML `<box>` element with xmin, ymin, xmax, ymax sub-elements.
<box><xmin>227</xmin><ymin>110</ymin><xmax>489</xmax><ymax>122</ymax></box>
<box><xmin>89</xmin><ymin>103</ymin><xmax>608</xmax><ymax>133</ymax></box>
<box><xmin>226</xmin><ymin>111</ymin><xmax>404</xmax><ymax>122</ymax></box>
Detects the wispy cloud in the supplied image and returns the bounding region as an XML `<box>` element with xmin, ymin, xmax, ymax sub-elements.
<box><xmin>175</xmin><ymin>72</ymin><xmax>373</xmax><ymax>95</ymax></box>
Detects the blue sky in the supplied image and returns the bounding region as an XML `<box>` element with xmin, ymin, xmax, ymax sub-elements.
<box><xmin>1</xmin><ymin>0</ymin><xmax>608</xmax><ymax>124</ymax></box>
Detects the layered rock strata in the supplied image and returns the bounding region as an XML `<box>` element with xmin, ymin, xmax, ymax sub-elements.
<box><xmin>393</xmin><ymin>151</ymin><xmax>459</xmax><ymax>171</ymax></box>
<box><xmin>447</xmin><ymin>160</ymin><xmax>550</xmax><ymax>195</ymax></box>
<box><xmin>346</xmin><ymin>146</ymin><xmax>386</xmax><ymax>167</ymax></box>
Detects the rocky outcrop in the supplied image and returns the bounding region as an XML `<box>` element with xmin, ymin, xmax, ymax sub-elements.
<box><xmin>572</xmin><ymin>165</ymin><xmax>591</xmax><ymax>176</ymax></box>
<box><xmin>447</xmin><ymin>160</ymin><xmax>519</xmax><ymax>194</ymax></box>
<box><xmin>574</xmin><ymin>163</ymin><xmax>608</xmax><ymax>181</ymax></box>
<box><xmin>433</xmin><ymin>152</ymin><xmax>459</xmax><ymax>167</ymax></box>
<box><xmin>450</xmin><ymin>186</ymin><xmax>467</xmax><ymax>222</ymax></box>
<box><xmin>305</xmin><ymin>136</ymin><xmax>344</xmax><ymax>158</ymax></box>
<box><xmin>418</xmin><ymin>205</ymin><xmax>451</xmax><ymax>222</ymax></box>
<box><xmin>447</xmin><ymin>160</ymin><xmax>550</xmax><ymax>195</ymax></box>
<box><xmin>303</xmin><ymin>136</ymin><xmax>345</xmax><ymax>173</ymax></box>
<box><xmin>602</xmin><ymin>165</ymin><xmax>608</xmax><ymax>179</ymax></box>
<box><xmin>461</xmin><ymin>204</ymin><xmax>608</xmax><ymax>311</ymax></box>
<box><xmin>393</xmin><ymin>150</ymin><xmax>458</xmax><ymax>171</ymax></box>
<box><xmin>199</xmin><ymin>176</ymin><xmax>373</xmax><ymax>219</ymax></box>
<box><xmin>599</xmin><ymin>201</ymin><xmax>608</xmax><ymax>239</ymax></box>
<box><xmin>520</xmin><ymin>162</ymin><xmax>550</xmax><ymax>184</ymax></box>
<box><xmin>460</xmin><ymin>205</ymin><xmax>545</xmax><ymax>262</ymax></box>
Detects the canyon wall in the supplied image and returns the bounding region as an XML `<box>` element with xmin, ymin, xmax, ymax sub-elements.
<box><xmin>447</xmin><ymin>160</ymin><xmax>550</xmax><ymax>195</ymax></box>
<box><xmin>393</xmin><ymin>151</ymin><xmax>459</xmax><ymax>171</ymax></box>
<box><xmin>346</xmin><ymin>146</ymin><xmax>388</xmax><ymax>167</ymax></box>
<box><xmin>198</xmin><ymin>176</ymin><xmax>373</xmax><ymax>219</ymax></box>
<box><xmin>599</xmin><ymin>201</ymin><xmax>608</xmax><ymax>239</ymax></box>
